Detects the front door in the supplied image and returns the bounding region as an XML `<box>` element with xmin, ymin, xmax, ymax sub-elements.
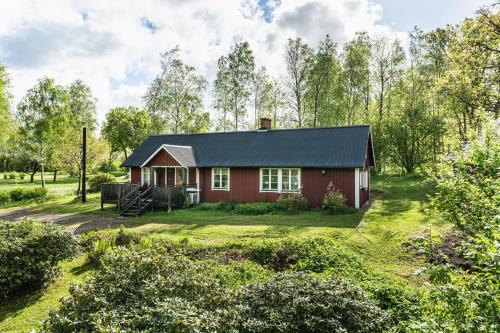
<box><xmin>166</xmin><ymin>167</ymin><xmax>175</xmax><ymax>186</ymax></box>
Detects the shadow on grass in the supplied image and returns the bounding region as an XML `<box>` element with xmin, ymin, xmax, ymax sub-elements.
<box><xmin>0</xmin><ymin>259</ymin><xmax>89</xmax><ymax>324</ymax></box>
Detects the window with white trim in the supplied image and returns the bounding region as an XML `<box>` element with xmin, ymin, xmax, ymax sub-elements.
<box><xmin>260</xmin><ymin>168</ymin><xmax>300</xmax><ymax>192</ymax></box>
<box><xmin>142</xmin><ymin>167</ymin><xmax>151</xmax><ymax>186</ymax></box>
<box><xmin>360</xmin><ymin>170</ymin><xmax>369</xmax><ymax>189</ymax></box>
<box><xmin>212</xmin><ymin>168</ymin><xmax>229</xmax><ymax>190</ymax></box>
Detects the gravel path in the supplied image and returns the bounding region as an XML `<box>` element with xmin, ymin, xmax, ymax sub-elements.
<box><xmin>0</xmin><ymin>208</ymin><xmax>125</xmax><ymax>234</ymax></box>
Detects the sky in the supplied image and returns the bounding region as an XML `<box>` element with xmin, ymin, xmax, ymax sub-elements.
<box><xmin>0</xmin><ymin>0</ymin><xmax>492</xmax><ymax>126</ymax></box>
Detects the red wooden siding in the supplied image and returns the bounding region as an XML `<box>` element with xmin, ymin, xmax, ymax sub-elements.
<box><xmin>145</xmin><ymin>149</ymin><xmax>180</xmax><ymax>167</ymax></box>
<box><xmin>189</xmin><ymin>168</ymin><xmax>196</xmax><ymax>185</ymax></box>
<box><xmin>131</xmin><ymin>167</ymin><xmax>141</xmax><ymax>184</ymax></box>
<box><xmin>200</xmin><ymin>167</ymin><xmax>356</xmax><ymax>207</ymax></box>
<box><xmin>302</xmin><ymin>168</ymin><xmax>355</xmax><ymax>207</ymax></box>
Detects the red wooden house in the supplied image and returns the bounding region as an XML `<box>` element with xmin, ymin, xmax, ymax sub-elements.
<box><xmin>121</xmin><ymin>119</ymin><xmax>375</xmax><ymax>209</ymax></box>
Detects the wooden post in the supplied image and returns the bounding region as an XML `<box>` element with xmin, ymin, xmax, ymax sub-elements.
<box><xmin>82</xmin><ymin>127</ymin><xmax>87</xmax><ymax>203</ymax></box>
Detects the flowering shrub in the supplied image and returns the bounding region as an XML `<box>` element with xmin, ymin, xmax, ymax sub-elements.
<box><xmin>322</xmin><ymin>181</ymin><xmax>348</xmax><ymax>214</ymax></box>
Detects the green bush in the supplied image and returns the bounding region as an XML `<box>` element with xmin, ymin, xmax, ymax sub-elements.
<box><xmin>274</xmin><ymin>192</ymin><xmax>309</xmax><ymax>212</ymax></box>
<box><xmin>234</xmin><ymin>202</ymin><xmax>275</xmax><ymax>215</ymax></box>
<box><xmin>43</xmin><ymin>248</ymin><xmax>232</xmax><ymax>332</ymax></box>
<box><xmin>88</xmin><ymin>173</ymin><xmax>115</xmax><ymax>193</ymax></box>
<box><xmin>322</xmin><ymin>181</ymin><xmax>348</xmax><ymax>214</ymax></box>
<box><xmin>0</xmin><ymin>191</ymin><xmax>10</xmax><ymax>204</ymax></box>
<box><xmin>0</xmin><ymin>218</ymin><xmax>79</xmax><ymax>299</ymax></box>
<box><xmin>18</xmin><ymin>173</ymin><xmax>25</xmax><ymax>180</ymax></box>
<box><xmin>2</xmin><ymin>173</ymin><xmax>7</xmax><ymax>179</ymax></box>
<box><xmin>43</xmin><ymin>247</ymin><xmax>389</xmax><ymax>333</ymax></box>
<box><xmin>234</xmin><ymin>272</ymin><xmax>389</xmax><ymax>333</ymax></box>
<box><xmin>8</xmin><ymin>187</ymin><xmax>48</xmax><ymax>201</ymax></box>
<box><xmin>81</xmin><ymin>226</ymin><xmax>140</xmax><ymax>267</ymax></box>
<box><xmin>8</xmin><ymin>172</ymin><xmax>16</xmax><ymax>179</ymax></box>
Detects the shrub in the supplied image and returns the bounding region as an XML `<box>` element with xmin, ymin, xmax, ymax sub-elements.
<box><xmin>8</xmin><ymin>172</ymin><xmax>16</xmax><ymax>179</ymax></box>
<box><xmin>18</xmin><ymin>173</ymin><xmax>25</xmax><ymax>180</ymax></box>
<box><xmin>234</xmin><ymin>272</ymin><xmax>389</xmax><ymax>333</ymax></box>
<box><xmin>43</xmin><ymin>248</ymin><xmax>232</xmax><ymax>332</ymax></box>
<box><xmin>0</xmin><ymin>218</ymin><xmax>79</xmax><ymax>299</ymax></box>
<box><xmin>81</xmin><ymin>226</ymin><xmax>140</xmax><ymax>267</ymax></box>
<box><xmin>2</xmin><ymin>173</ymin><xmax>6</xmax><ymax>179</ymax></box>
<box><xmin>88</xmin><ymin>173</ymin><xmax>115</xmax><ymax>193</ymax></box>
<box><xmin>234</xmin><ymin>202</ymin><xmax>275</xmax><ymax>215</ymax></box>
<box><xmin>274</xmin><ymin>192</ymin><xmax>309</xmax><ymax>212</ymax></box>
<box><xmin>0</xmin><ymin>191</ymin><xmax>10</xmax><ymax>204</ymax></box>
<box><xmin>322</xmin><ymin>181</ymin><xmax>348</xmax><ymax>214</ymax></box>
<box><xmin>9</xmin><ymin>187</ymin><xmax>48</xmax><ymax>201</ymax></box>
<box><xmin>43</xmin><ymin>247</ymin><xmax>389</xmax><ymax>333</ymax></box>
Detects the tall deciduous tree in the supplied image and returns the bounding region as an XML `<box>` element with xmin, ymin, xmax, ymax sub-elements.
<box><xmin>50</xmin><ymin>80</ymin><xmax>97</xmax><ymax>182</ymax></box>
<box><xmin>102</xmin><ymin>106</ymin><xmax>152</xmax><ymax>160</ymax></box>
<box><xmin>371</xmin><ymin>35</ymin><xmax>405</xmax><ymax>118</ymax></box>
<box><xmin>306</xmin><ymin>35</ymin><xmax>340</xmax><ymax>127</ymax></box>
<box><xmin>67</xmin><ymin>80</ymin><xmax>97</xmax><ymax>131</ymax></box>
<box><xmin>251</xmin><ymin>66</ymin><xmax>274</xmax><ymax>129</ymax></box>
<box><xmin>144</xmin><ymin>47</ymin><xmax>208</xmax><ymax>134</ymax></box>
<box><xmin>342</xmin><ymin>32</ymin><xmax>371</xmax><ymax>124</ymax></box>
<box><xmin>16</xmin><ymin>77</ymin><xmax>70</xmax><ymax>187</ymax></box>
<box><xmin>441</xmin><ymin>6</ymin><xmax>499</xmax><ymax>140</ymax></box>
<box><xmin>214</xmin><ymin>42</ymin><xmax>255</xmax><ymax>131</ymax></box>
<box><xmin>284</xmin><ymin>38</ymin><xmax>313</xmax><ymax>127</ymax></box>
<box><xmin>0</xmin><ymin>64</ymin><xmax>14</xmax><ymax>171</ymax></box>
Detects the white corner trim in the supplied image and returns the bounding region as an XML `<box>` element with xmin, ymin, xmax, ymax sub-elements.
<box><xmin>354</xmin><ymin>168</ymin><xmax>360</xmax><ymax>209</ymax></box>
<box><xmin>196</xmin><ymin>168</ymin><xmax>200</xmax><ymax>203</ymax></box>
<box><xmin>211</xmin><ymin>167</ymin><xmax>230</xmax><ymax>191</ymax></box>
<box><xmin>128</xmin><ymin>167</ymin><xmax>131</xmax><ymax>182</ymax></box>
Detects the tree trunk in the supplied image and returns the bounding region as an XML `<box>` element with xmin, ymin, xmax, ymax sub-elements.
<box><xmin>40</xmin><ymin>163</ymin><xmax>45</xmax><ymax>187</ymax></box>
<box><xmin>30</xmin><ymin>165</ymin><xmax>37</xmax><ymax>183</ymax></box>
<box><xmin>77</xmin><ymin>169</ymin><xmax>81</xmax><ymax>196</ymax></box>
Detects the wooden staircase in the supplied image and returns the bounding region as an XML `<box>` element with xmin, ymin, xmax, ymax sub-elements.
<box><xmin>118</xmin><ymin>186</ymin><xmax>154</xmax><ymax>217</ymax></box>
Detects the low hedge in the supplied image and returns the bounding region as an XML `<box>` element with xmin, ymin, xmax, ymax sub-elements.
<box><xmin>197</xmin><ymin>196</ymin><xmax>310</xmax><ymax>215</ymax></box>
<box><xmin>9</xmin><ymin>187</ymin><xmax>48</xmax><ymax>201</ymax></box>
<box><xmin>0</xmin><ymin>187</ymin><xmax>48</xmax><ymax>204</ymax></box>
<box><xmin>0</xmin><ymin>218</ymin><xmax>79</xmax><ymax>299</ymax></box>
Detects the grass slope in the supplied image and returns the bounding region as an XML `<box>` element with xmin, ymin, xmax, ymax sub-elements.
<box><xmin>0</xmin><ymin>174</ymin><xmax>449</xmax><ymax>332</ymax></box>
<box><xmin>0</xmin><ymin>256</ymin><xmax>91</xmax><ymax>333</ymax></box>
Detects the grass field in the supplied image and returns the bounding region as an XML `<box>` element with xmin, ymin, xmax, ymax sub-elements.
<box><xmin>0</xmin><ymin>172</ymin><xmax>449</xmax><ymax>332</ymax></box>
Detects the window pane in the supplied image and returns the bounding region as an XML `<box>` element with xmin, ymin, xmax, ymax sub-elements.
<box><xmin>221</xmin><ymin>169</ymin><xmax>228</xmax><ymax>176</ymax></box>
<box><xmin>282</xmin><ymin>169</ymin><xmax>290</xmax><ymax>191</ymax></box>
<box><xmin>291</xmin><ymin>169</ymin><xmax>299</xmax><ymax>190</ymax></box>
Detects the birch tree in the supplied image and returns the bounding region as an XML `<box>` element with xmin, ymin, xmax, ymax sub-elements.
<box><xmin>16</xmin><ymin>78</ymin><xmax>70</xmax><ymax>187</ymax></box>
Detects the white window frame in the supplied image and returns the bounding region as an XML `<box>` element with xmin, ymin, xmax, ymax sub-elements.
<box><xmin>141</xmin><ymin>167</ymin><xmax>151</xmax><ymax>186</ymax></box>
<box><xmin>259</xmin><ymin>168</ymin><xmax>301</xmax><ymax>193</ymax></box>
<box><xmin>360</xmin><ymin>170</ymin><xmax>369</xmax><ymax>189</ymax></box>
<box><xmin>211</xmin><ymin>168</ymin><xmax>230</xmax><ymax>191</ymax></box>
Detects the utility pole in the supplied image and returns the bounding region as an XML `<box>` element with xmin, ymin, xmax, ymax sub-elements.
<box><xmin>82</xmin><ymin>127</ymin><xmax>87</xmax><ymax>202</ymax></box>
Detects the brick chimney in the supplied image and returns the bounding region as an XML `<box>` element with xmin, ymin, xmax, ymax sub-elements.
<box><xmin>259</xmin><ymin>118</ymin><xmax>272</xmax><ymax>130</ymax></box>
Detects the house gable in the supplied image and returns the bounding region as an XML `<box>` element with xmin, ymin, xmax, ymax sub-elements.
<box><xmin>144</xmin><ymin>147</ymin><xmax>181</xmax><ymax>167</ymax></box>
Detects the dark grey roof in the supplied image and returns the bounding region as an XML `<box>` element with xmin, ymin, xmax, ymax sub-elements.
<box><xmin>122</xmin><ymin>125</ymin><xmax>374</xmax><ymax>168</ymax></box>
<box><xmin>163</xmin><ymin>145</ymin><xmax>197</xmax><ymax>167</ymax></box>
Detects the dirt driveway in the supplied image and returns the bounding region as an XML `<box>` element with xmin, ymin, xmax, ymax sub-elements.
<box><xmin>0</xmin><ymin>208</ymin><xmax>125</xmax><ymax>234</ymax></box>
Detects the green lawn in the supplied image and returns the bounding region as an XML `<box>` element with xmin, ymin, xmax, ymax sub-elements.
<box><xmin>0</xmin><ymin>256</ymin><xmax>91</xmax><ymax>333</ymax></box>
<box><xmin>0</xmin><ymin>173</ymin><xmax>449</xmax><ymax>332</ymax></box>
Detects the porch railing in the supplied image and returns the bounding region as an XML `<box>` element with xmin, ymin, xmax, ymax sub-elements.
<box><xmin>101</xmin><ymin>183</ymin><xmax>197</xmax><ymax>215</ymax></box>
<box><xmin>101</xmin><ymin>183</ymin><xmax>140</xmax><ymax>209</ymax></box>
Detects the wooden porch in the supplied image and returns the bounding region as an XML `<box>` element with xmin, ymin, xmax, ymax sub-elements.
<box><xmin>101</xmin><ymin>183</ymin><xmax>198</xmax><ymax>216</ymax></box>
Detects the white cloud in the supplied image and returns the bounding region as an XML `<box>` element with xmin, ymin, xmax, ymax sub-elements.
<box><xmin>0</xmin><ymin>0</ymin><xmax>403</xmax><ymax>126</ymax></box>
